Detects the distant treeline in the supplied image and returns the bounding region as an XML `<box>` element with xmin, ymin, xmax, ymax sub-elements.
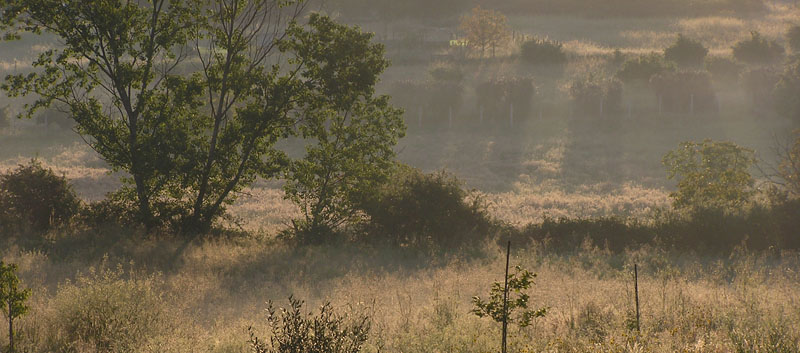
<box><xmin>324</xmin><ymin>0</ymin><xmax>766</xmax><ymax>20</ymax></box>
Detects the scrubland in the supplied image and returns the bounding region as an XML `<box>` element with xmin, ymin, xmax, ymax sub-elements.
<box><xmin>2</xmin><ymin>1</ymin><xmax>800</xmax><ymax>352</ymax></box>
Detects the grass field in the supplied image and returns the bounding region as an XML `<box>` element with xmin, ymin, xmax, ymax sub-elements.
<box><xmin>2</xmin><ymin>1</ymin><xmax>800</xmax><ymax>352</ymax></box>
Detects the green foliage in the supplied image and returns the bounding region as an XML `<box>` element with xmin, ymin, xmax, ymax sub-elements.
<box><xmin>471</xmin><ymin>265</ymin><xmax>547</xmax><ymax>328</ymax></box>
<box><xmin>650</xmin><ymin>70</ymin><xmax>716</xmax><ymax>114</ymax></box>
<box><xmin>776</xmin><ymin>130</ymin><xmax>800</xmax><ymax>197</ymax></box>
<box><xmin>281</xmin><ymin>14</ymin><xmax>405</xmax><ymax>243</ymax></box>
<box><xmin>476</xmin><ymin>77</ymin><xmax>537</xmax><ymax>121</ymax></box>
<box><xmin>787</xmin><ymin>25</ymin><xmax>800</xmax><ymax>53</ymax></box>
<box><xmin>616</xmin><ymin>53</ymin><xmax>675</xmax><ymax>83</ymax></box>
<box><xmin>775</xmin><ymin>59</ymin><xmax>800</xmax><ymax>121</ymax></box>
<box><xmin>249</xmin><ymin>297</ymin><xmax>370</xmax><ymax>353</ymax></box>
<box><xmin>520</xmin><ymin>38</ymin><xmax>567</xmax><ymax>66</ymax></box>
<box><xmin>1</xmin><ymin>261</ymin><xmax>31</xmax><ymax>352</ymax></box>
<box><xmin>358</xmin><ymin>166</ymin><xmax>494</xmax><ymax>249</ymax></box>
<box><xmin>50</xmin><ymin>263</ymin><xmax>167</xmax><ymax>352</ymax></box>
<box><xmin>0</xmin><ymin>159</ymin><xmax>81</xmax><ymax>231</ymax></box>
<box><xmin>662</xmin><ymin>140</ymin><xmax>756</xmax><ymax>211</ymax></box>
<box><xmin>664</xmin><ymin>34</ymin><xmax>708</xmax><ymax>68</ymax></box>
<box><xmin>705</xmin><ymin>56</ymin><xmax>743</xmax><ymax>82</ymax></box>
<box><xmin>569</xmin><ymin>75</ymin><xmax>623</xmax><ymax>116</ymax></box>
<box><xmin>732</xmin><ymin>31</ymin><xmax>785</xmax><ymax>66</ymax></box>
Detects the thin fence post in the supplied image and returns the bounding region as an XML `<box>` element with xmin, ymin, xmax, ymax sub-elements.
<box><xmin>600</xmin><ymin>99</ymin><xmax>604</xmax><ymax>118</ymax></box>
<box><xmin>635</xmin><ymin>263</ymin><xmax>641</xmax><ymax>332</ymax></box>
<box><xmin>9</xmin><ymin>300</ymin><xmax>14</xmax><ymax>353</ymax></box>
<box><xmin>690</xmin><ymin>94</ymin><xmax>694</xmax><ymax>115</ymax></box>
<box><xmin>449</xmin><ymin>106</ymin><xmax>453</xmax><ymax>129</ymax></box>
<box><xmin>480</xmin><ymin>105</ymin><xmax>484</xmax><ymax>124</ymax></box>
<box><xmin>418</xmin><ymin>106</ymin><xmax>422</xmax><ymax>128</ymax></box>
<box><xmin>509</xmin><ymin>103</ymin><xmax>514</xmax><ymax>128</ymax></box>
<box><xmin>502</xmin><ymin>241</ymin><xmax>511</xmax><ymax>353</ymax></box>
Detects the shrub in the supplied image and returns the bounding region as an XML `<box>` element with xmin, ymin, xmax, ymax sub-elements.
<box><xmin>616</xmin><ymin>53</ymin><xmax>674</xmax><ymax>83</ymax></box>
<box><xmin>786</xmin><ymin>25</ymin><xmax>800</xmax><ymax>53</ymax></box>
<box><xmin>732</xmin><ymin>31</ymin><xmax>785</xmax><ymax>66</ymax></box>
<box><xmin>476</xmin><ymin>77</ymin><xmax>536</xmax><ymax>122</ymax></box>
<box><xmin>358</xmin><ymin>166</ymin><xmax>494</xmax><ymax>249</ymax></box>
<box><xmin>705</xmin><ymin>56</ymin><xmax>743</xmax><ymax>82</ymax></box>
<box><xmin>50</xmin><ymin>264</ymin><xmax>168</xmax><ymax>352</ymax></box>
<box><xmin>569</xmin><ymin>75</ymin><xmax>623</xmax><ymax>116</ymax></box>
<box><xmin>664</xmin><ymin>34</ymin><xmax>708</xmax><ymax>68</ymax></box>
<box><xmin>428</xmin><ymin>62</ymin><xmax>464</xmax><ymax>82</ymax></box>
<box><xmin>650</xmin><ymin>70</ymin><xmax>716</xmax><ymax>114</ymax></box>
<box><xmin>775</xmin><ymin>130</ymin><xmax>800</xmax><ymax>197</ymax></box>
<box><xmin>520</xmin><ymin>38</ymin><xmax>567</xmax><ymax>66</ymax></box>
<box><xmin>741</xmin><ymin>67</ymin><xmax>781</xmax><ymax>108</ymax></box>
<box><xmin>249</xmin><ymin>296</ymin><xmax>370</xmax><ymax>353</ymax></box>
<box><xmin>662</xmin><ymin>140</ymin><xmax>756</xmax><ymax>212</ymax></box>
<box><xmin>1</xmin><ymin>261</ymin><xmax>31</xmax><ymax>353</ymax></box>
<box><xmin>471</xmin><ymin>265</ymin><xmax>547</xmax><ymax>329</ymax></box>
<box><xmin>0</xmin><ymin>159</ymin><xmax>82</xmax><ymax>231</ymax></box>
<box><xmin>80</xmin><ymin>190</ymin><xmax>139</xmax><ymax>227</ymax></box>
<box><xmin>775</xmin><ymin>59</ymin><xmax>800</xmax><ymax>120</ymax></box>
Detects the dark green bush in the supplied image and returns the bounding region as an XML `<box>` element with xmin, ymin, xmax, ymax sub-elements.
<box><xmin>476</xmin><ymin>77</ymin><xmax>537</xmax><ymax>122</ymax></box>
<box><xmin>788</xmin><ymin>25</ymin><xmax>800</xmax><ymax>53</ymax></box>
<box><xmin>705</xmin><ymin>56</ymin><xmax>743</xmax><ymax>82</ymax></box>
<box><xmin>650</xmin><ymin>70</ymin><xmax>717</xmax><ymax>114</ymax></box>
<box><xmin>732</xmin><ymin>31</ymin><xmax>785</xmax><ymax>66</ymax></box>
<box><xmin>775</xmin><ymin>59</ymin><xmax>800</xmax><ymax>120</ymax></box>
<box><xmin>616</xmin><ymin>53</ymin><xmax>675</xmax><ymax>83</ymax></box>
<box><xmin>569</xmin><ymin>75</ymin><xmax>623</xmax><ymax>116</ymax></box>
<box><xmin>359</xmin><ymin>166</ymin><xmax>494</xmax><ymax>249</ymax></box>
<box><xmin>249</xmin><ymin>296</ymin><xmax>370</xmax><ymax>353</ymax></box>
<box><xmin>520</xmin><ymin>38</ymin><xmax>567</xmax><ymax>66</ymax></box>
<box><xmin>741</xmin><ymin>67</ymin><xmax>781</xmax><ymax>109</ymax></box>
<box><xmin>0</xmin><ymin>160</ymin><xmax>82</xmax><ymax>231</ymax></box>
<box><xmin>664</xmin><ymin>34</ymin><xmax>708</xmax><ymax>68</ymax></box>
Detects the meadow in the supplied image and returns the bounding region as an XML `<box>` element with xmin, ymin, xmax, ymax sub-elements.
<box><xmin>2</xmin><ymin>1</ymin><xmax>800</xmax><ymax>352</ymax></box>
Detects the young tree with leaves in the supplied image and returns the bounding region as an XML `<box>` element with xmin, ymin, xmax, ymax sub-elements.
<box><xmin>0</xmin><ymin>262</ymin><xmax>31</xmax><ymax>353</ymax></box>
<box><xmin>459</xmin><ymin>6</ymin><xmax>510</xmax><ymax>58</ymax></box>
<box><xmin>281</xmin><ymin>14</ymin><xmax>405</xmax><ymax>243</ymax></box>
<box><xmin>663</xmin><ymin>140</ymin><xmax>756</xmax><ymax>211</ymax></box>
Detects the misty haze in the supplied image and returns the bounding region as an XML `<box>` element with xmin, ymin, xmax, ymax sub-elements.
<box><xmin>1</xmin><ymin>0</ymin><xmax>800</xmax><ymax>352</ymax></box>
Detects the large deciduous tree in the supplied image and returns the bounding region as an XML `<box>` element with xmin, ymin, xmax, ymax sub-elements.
<box><xmin>1</xmin><ymin>1</ymin><xmax>404</xmax><ymax>235</ymax></box>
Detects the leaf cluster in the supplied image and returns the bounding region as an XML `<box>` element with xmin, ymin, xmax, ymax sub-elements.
<box><xmin>471</xmin><ymin>265</ymin><xmax>547</xmax><ymax>328</ymax></box>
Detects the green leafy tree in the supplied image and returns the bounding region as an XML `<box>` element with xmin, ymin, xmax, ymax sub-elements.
<box><xmin>775</xmin><ymin>58</ymin><xmax>800</xmax><ymax>121</ymax></box>
<box><xmin>662</xmin><ymin>140</ymin><xmax>756</xmax><ymax>211</ymax></box>
<box><xmin>281</xmin><ymin>14</ymin><xmax>405</xmax><ymax>242</ymax></box>
<box><xmin>472</xmin><ymin>265</ymin><xmax>547</xmax><ymax>329</ymax></box>
<box><xmin>1</xmin><ymin>262</ymin><xmax>31</xmax><ymax>353</ymax></box>
<box><xmin>664</xmin><ymin>34</ymin><xmax>708</xmax><ymax>68</ymax></box>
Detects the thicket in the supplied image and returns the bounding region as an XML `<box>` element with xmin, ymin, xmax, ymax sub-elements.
<box><xmin>358</xmin><ymin>166</ymin><xmax>494</xmax><ymax>249</ymax></box>
<box><xmin>0</xmin><ymin>160</ymin><xmax>82</xmax><ymax>232</ymax></box>
<box><xmin>616</xmin><ymin>54</ymin><xmax>675</xmax><ymax>83</ymax></box>
<box><xmin>650</xmin><ymin>71</ymin><xmax>716</xmax><ymax>114</ymax></box>
<box><xmin>705</xmin><ymin>56</ymin><xmax>743</xmax><ymax>83</ymax></box>
<box><xmin>390</xmin><ymin>80</ymin><xmax>464</xmax><ymax>123</ymax></box>
<box><xmin>475</xmin><ymin>77</ymin><xmax>537</xmax><ymax>122</ymax></box>
<box><xmin>569</xmin><ymin>75</ymin><xmax>623</xmax><ymax>116</ymax></box>
<box><xmin>664</xmin><ymin>34</ymin><xmax>708</xmax><ymax>68</ymax></box>
<box><xmin>732</xmin><ymin>31</ymin><xmax>785</xmax><ymax>66</ymax></box>
<box><xmin>520</xmin><ymin>38</ymin><xmax>567</xmax><ymax>66</ymax></box>
<box><xmin>774</xmin><ymin>58</ymin><xmax>800</xmax><ymax>121</ymax></box>
<box><xmin>741</xmin><ymin>67</ymin><xmax>781</xmax><ymax>109</ymax></box>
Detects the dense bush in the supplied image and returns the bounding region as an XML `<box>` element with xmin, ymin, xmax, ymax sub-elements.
<box><xmin>664</xmin><ymin>34</ymin><xmax>708</xmax><ymax>68</ymax></box>
<box><xmin>476</xmin><ymin>77</ymin><xmax>537</xmax><ymax>122</ymax></box>
<box><xmin>732</xmin><ymin>31</ymin><xmax>785</xmax><ymax>66</ymax></box>
<box><xmin>788</xmin><ymin>25</ymin><xmax>800</xmax><ymax>53</ymax></box>
<box><xmin>249</xmin><ymin>297</ymin><xmax>370</xmax><ymax>353</ymax></box>
<box><xmin>569</xmin><ymin>75</ymin><xmax>623</xmax><ymax>116</ymax></box>
<box><xmin>616</xmin><ymin>53</ymin><xmax>675</xmax><ymax>83</ymax></box>
<box><xmin>359</xmin><ymin>166</ymin><xmax>494</xmax><ymax>249</ymax></box>
<box><xmin>741</xmin><ymin>67</ymin><xmax>781</xmax><ymax>109</ymax></box>
<box><xmin>775</xmin><ymin>59</ymin><xmax>800</xmax><ymax>121</ymax></box>
<box><xmin>520</xmin><ymin>38</ymin><xmax>567</xmax><ymax>66</ymax></box>
<box><xmin>0</xmin><ymin>160</ymin><xmax>82</xmax><ymax>231</ymax></box>
<box><xmin>49</xmin><ymin>265</ymin><xmax>168</xmax><ymax>352</ymax></box>
<box><xmin>428</xmin><ymin>62</ymin><xmax>464</xmax><ymax>82</ymax></box>
<box><xmin>705</xmin><ymin>56</ymin><xmax>743</xmax><ymax>82</ymax></box>
<box><xmin>650</xmin><ymin>71</ymin><xmax>717</xmax><ymax>114</ymax></box>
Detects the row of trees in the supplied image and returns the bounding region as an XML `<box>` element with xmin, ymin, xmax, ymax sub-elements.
<box><xmin>0</xmin><ymin>0</ymin><xmax>405</xmax><ymax>237</ymax></box>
